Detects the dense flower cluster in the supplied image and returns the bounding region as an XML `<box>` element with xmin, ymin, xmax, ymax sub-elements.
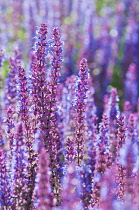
<box><xmin>0</xmin><ymin>0</ymin><xmax>139</xmax><ymax>209</ymax></box>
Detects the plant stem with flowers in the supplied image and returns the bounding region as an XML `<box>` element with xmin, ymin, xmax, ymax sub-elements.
<box><xmin>45</xmin><ymin>27</ymin><xmax>63</xmax><ymax>203</ymax></box>
<box><xmin>116</xmin><ymin>116</ymin><xmax>127</xmax><ymax>200</ymax></box>
<box><xmin>17</xmin><ymin>65</ymin><xmax>37</xmax><ymax>209</ymax></box>
<box><xmin>74</xmin><ymin>58</ymin><xmax>89</xmax><ymax>166</ymax></box>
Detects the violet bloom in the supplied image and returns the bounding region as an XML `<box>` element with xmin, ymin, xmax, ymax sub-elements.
<box><xmin>5</xmin><ymin>58</ymin><xmax>18</xmax><ymax>107</ymax></box>
<box><xmin>28</xmin><ymin>51</ymin><xmax>39</xmax><ymax>141</ymax></box>
<box><xmin>31</xmin><ymin>23</ymin><xmax>48</xmax><ymax>133</ymax></box>
<box><xmin>66</xmin><ymin>138</ymin><xmax>75</xmax><ymax>162</ymax></box>
<box><xmin>80</xmin><ymin>162</ymin><xmax>93</xmax><ymax>210</ymax></box>
<box><xmin>122</xmin><ymin>114</ymin><xmax>137</xmax><ymax>205</ymax></box>
<box><xmin>12</xmin><ymin>122</ymin><xmax>28</xmax><ymax>209</ymax></box>
<box><xmin>17</xmin><ymin>65</ymin><xmax>29</xmax><ymax>124</ymax></box>
<box><xmin>106</xmin><ymin>88</ymin><xmax>119</xmax><ymax>122</ymax></box>
<box><xmin>74</xmin><ymin>58</ymin><xmax>89</xmax><ymax>166</ymax></box>
<box><xmin>117</xmin><ymin>116</ymin><xmax>126</xmax><ymax>150</ymax></box>
<box><xmin>116</xmin><ymin>116</ymin><xmax>127</xmax><ymax>200</ymax></box>
<box><xmin>106</xmin><ymin>88</ymin><xmax>120</xmax><ymax>162</ymax></box>
<box><xmin>85</xmin><ymin>77</ymin><xmax>97</xmax><ymax>159</ymax></box>
<box><xmin>64</xmin><ymin>75</ymin><xmax>77</xmax><ymax>162</ymax></box>
<box><xmin>96</xmin><ymin>114</ymin><xmax>111</xmax><ymax>174</ymax></box>
<box><xmin>31</xmin><ymin>24</ymin><xmax>62</xmax><ymax>202</ymax></box>
<box><xmin>14</xmin><ymin>49</ymin><xmax>22</xmax><ymax>66</ymax></box>
<box><xmin>50</xmin><ymin>26</ymin><xmax>63</xmax><ymax>104</ymax></box>
<box><xmin>133</xmin><ymin>170</ymin><xmax>139</xmax><ymax>208</ymax></box>
<box><xmin>36</xmin><ymin>147</ymin><xmax>55</xmax><ymax>210</ymax></box>
<box><xmin>4</xmin><ymin>107</ymin><xmax>15</xmax><ymax>180</ymax></box>
<box><xmin>0</xmin><ymin>47</ymin><xmax>4</xmax><ymax>68</ymax></box>
<box><xmin>42</xmin><ymin>27</ymin><xmax>63</xmax><ymax>203</ymax></box>
<box><xmin>4</xmin><ymin>49</ymin><xmax>22</xmax><ymax>108</ymax></box>
<box><xmin>124</xmin><ymin>148</ymin><xmax>135</xmax><ymax>207</ymax></box>
<box><xmin>81</xmin><ymin>78</ymin><xmax>97</xmax><ymax>209</ymax></box>
<box><xmin>18</xmin><ymin>64</ymin><xmax>38</xmax><ymax>208</ymax></box>
<box><xmin>0</xmin><ymin>148</ymin><xmax>11</xmax><ymax>208</ymax></box>
<box><xmin>17</xmin><ymin>64</ymin><xmax>30</xmax><ymax>139</ymax></box>
<box><xmin>3</xmin><ymin>52</ymin><xmax>21</xmax><ymax>151</ymax></box>
<box><xmin>91</xmin><ymin>114</ymin><xmax>110</xmax><ymax>208</ymax></box>
<box><xmin>126</xmin><ymin>114</ymin><xmax>137</xmax><ymax>144</ymax></box>
<box><xmin>46</xmin><ymin>26</ymin><xmax>62</xmax><ymax>152</ymax></box>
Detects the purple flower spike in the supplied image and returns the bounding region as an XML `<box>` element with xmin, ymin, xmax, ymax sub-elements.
<box><xmin>117</xmin><ymin>116</ymin><xmax>126</xmax><ymax>150</ymax></box>
<box><xmin>5</xmin><ymin>49</ymin><xmax>21</xmax><ymax>108</ymax></box>
<box><xmin>66</xmin><ymin>138</ymin><xmax>75</xmax><ymax>162</ymax></box>
<box><xmin>74</xmin><ymin>58</ymin><xmax>89</xmax><ymax>166</ymax></box>
<box><xmin>37</xmin><ymin>147</ymin><xmax>55</xmax><ymax>210</ymax></box>
<box><xmin>31</xmin><ymin>24</ymin><xmax>62</xmax><ymax>203</ymax></box>
<box><xmin>96</xmin><ymin>114</ymin><xmax>111</xmax><ymax>174</ymax></box>
<box><xmin>0</xmin><ymin>47</ymin><xmax>4</xmax><ymax>68</ymax></box>
<box><xmin>51</xmin><ymin>27</ymin><xmax>63</xmax><ymax>67</ymax></box>
<box><xmin>12</xmin><ymin>122</ymin><xmax>28</xmax><ymax>208</ymax></box>
<box><xmin>46</xmin><ymin>27</ymin><xmax>62</xmax><ymax>151</ymax></box>
<box><xmin>17</xmin><ymin>65</ymin><xmax>29</xmax><ymax>124</ymax></box>
<box><xmin>116</xmin><ymin>116</ymin><xmax>127</xmax><ymax>200</ymax></box>
<box><xmin>5</xmin><ymin>58</ymin><xmax>17</xmax><ymax>107</ymax></box>
<box><xmin>4</xmin><ymin>106</ymin><xmax>15</xmax><ymax>176</ymax></box>
<box><xmin>38</xmin><ymin>27</ymin><xmax>63</xmax><ymax>203</ymax></box>
<box><xmin>106</xmin><ymin>88</ymin><xmax>119</xmax><ymax>122</ymax></box>
<box><xmin>18</xmin><ymin>64</ymin><xmax>38</xmax><ymax>208</ymax></box>
<box><xmin>50</xmin><ymin>27</ymin><xmax>62</xmax><ymax>97</ymax></box>
<box><xmin>0</xmin><ymin>148</ymin><xmax>11</xmax><ymax>208</ymax></box>
<box><xmin>91</xmin><ymin>114</ymin><xmax>110</xmax><ymax>208</ymax></box>
<box><xmin>36</xmin><ymin>23</ymin><xmax>48</xmax><ymax>60</ymax></box>
<box><xmin>106</xmin><ymin>88</ymin><xmax>120</xmax><ymax>163</ymax></box>
<box><xmin>31</xmin><ymin>23</ymin><xmax>48</xmax><ymax>127</ymax></box>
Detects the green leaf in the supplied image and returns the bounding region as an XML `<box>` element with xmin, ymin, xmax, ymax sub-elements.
<box><xmin>17</xmin><ymin>29</ymin><xmax>26</xmax><ymax>41</ymax></box>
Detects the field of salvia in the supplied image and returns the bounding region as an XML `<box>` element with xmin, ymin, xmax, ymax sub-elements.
<box><xmin>0</xmin><ymin>0</ymin><xmax>139</xmax><ymax>209</ymax></box>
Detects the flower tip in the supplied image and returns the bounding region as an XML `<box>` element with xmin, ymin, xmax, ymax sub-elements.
<box><xmin>17</xmin><ymin>122</ymin><xmax>23</xmax><ymax>134</ymax></box>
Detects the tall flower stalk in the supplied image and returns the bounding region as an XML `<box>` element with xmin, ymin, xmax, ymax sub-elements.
<box><xmin>12</xmin><ymin>122</ymin><xmax>28</xmax><ymax>209</ymax></box>
<box><xmin>44</xmin><ymin>26</ymin><xmax>63</xmax><ymax>203</ymax></box>
<box><xmin>116</xmin><ymin>116</ymin><xmax>126</xmax><ymax>200</ymax></box>
<box><xmin>74</xmin><ymin>58</ymin><xmax>89</xmax><ymax>166</ymax></box>
<box><xmin>30</xmin><ymin>23</ymin><xmax>48</xmax><ymax>144</ymax></box>
<box><xmin>0</xmin><ymin>148</ymin><xmax>11</xmax><ymax>208</ymax></box>
<box><xmin>17</xmin><ymin>65</ymin><xmax>37</xmax><ymax>209</ymax></box>
<box><xmin>31</xmin><ymin>24</ymin><xmax>63</xmax><ymax>203</ymax></box>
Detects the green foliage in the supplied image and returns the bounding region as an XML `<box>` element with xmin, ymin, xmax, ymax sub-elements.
<box><xmin>63</xmin><ymin>13</ymin><xmax>77</xmax><ymax>25</ymax></box>
<box><xmin>17</xmin><ymin>28</ymin><xmax>26</xmax><ymax>41</ymax></box>
<box><xmin>2</xmin><ymin>60</ymin><xmax>9</xmax><ymax>78</ymax></box>
<box><xmin>96</xmin><ymin>0</ymin><xmax>117</xmax><ymax>15</ymax></box>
